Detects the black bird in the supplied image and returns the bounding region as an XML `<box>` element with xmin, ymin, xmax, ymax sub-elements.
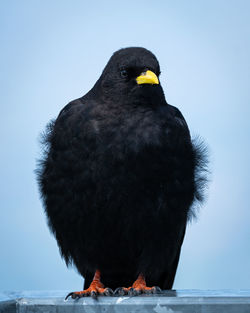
<box><xmin>37</xmin><ymin>47</ymin><xmax>207</xmax><ymax>298</ymax></box>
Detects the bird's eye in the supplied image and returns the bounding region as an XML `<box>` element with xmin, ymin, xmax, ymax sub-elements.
<box><xmin>120</xmin><ymin>69</ymin><xmax>128</xmax><ymax>78</ymax></box>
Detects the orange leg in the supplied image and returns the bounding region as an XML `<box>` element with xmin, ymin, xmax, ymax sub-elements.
<box><xmin>65</xmin><ymin>270</ymin><xmax>113</xmax><ymax>299</ymax></box>
<box><xmin>114</xmin><ymin>273</ymin><xmax>161</xmax><ymax>296</ymax></box>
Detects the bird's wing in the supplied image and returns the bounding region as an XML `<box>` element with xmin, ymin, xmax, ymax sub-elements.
<box><xmin>168</xmin><ymin>104</ymin><xmax>190</xmax><ymax>133</ymax></box>
<box><xmin>38</xmin><ymin>98</ymin><xmax>98</xmax><ymax>268</ymax></box>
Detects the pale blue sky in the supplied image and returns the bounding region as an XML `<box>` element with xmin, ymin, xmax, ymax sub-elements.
<box><xmin>0</xmin><ymin>0</ymin><xmax>249</xmax><ymax>291</ymax></box>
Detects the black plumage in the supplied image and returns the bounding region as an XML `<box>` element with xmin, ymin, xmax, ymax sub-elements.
<box><xmin>37</xmin><ymin>47</ymin><xmax>207</xmax><ymax>296</ymax></box>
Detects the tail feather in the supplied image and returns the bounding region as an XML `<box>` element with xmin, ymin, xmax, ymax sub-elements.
<box><xmin>189</xmin><ymin>135</ymin><xmax>210</xmax><ymax>221</ymax></box>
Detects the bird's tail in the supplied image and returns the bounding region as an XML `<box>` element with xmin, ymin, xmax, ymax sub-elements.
<box><xmin>189</xmin><ymin>135</ymin><xmax>210</xmax><ymax>221</ymax></box>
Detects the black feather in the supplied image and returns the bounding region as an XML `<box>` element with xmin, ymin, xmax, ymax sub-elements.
<box><xmin>36</xmin><ymin>47</ymin><xmax>209</xmax><ymax>290</ymax></box>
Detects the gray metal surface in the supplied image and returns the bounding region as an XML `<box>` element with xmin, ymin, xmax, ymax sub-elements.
<box><xmin>1</xmin><ymin>290</ymin><xmax>250</xmax><ymax>313</ymax></box>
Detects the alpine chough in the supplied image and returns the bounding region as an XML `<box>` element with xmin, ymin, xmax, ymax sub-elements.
<box><xmin>37</xmin><ymin>47</ymin><xmax>208</xmax><ymax>298</ymax></box>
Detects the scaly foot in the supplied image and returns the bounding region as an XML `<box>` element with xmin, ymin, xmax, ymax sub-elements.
<box><xmin>65</xmin><ymin>270</ymin><xmax>113</xmax><ymax>299</ymax></box>
<box><xmin>114</xmin><ymin>273</ymin><xmax>161</xmax><ymax>296</ymax></box>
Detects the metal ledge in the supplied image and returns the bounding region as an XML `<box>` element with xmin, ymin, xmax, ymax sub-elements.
<box><xmin>1</xmin><ymin>290</ymin><xmax>250</xmax><ymax>312</ymax></box>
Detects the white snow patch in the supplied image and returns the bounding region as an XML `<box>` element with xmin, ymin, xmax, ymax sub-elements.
<box><xmin>153</xmin><ymin>304</ymin><xmax>182</xmax><ymax>313</ymax></box>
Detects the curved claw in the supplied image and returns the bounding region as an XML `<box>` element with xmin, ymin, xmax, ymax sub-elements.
<box><xmin>114</xmin><ymin>284</ymin><xmax>161</xmax><ymax>297</ymax></box>
<box><xmin>65</xmin><ymin>292</ymin><xmax>79</xmax><ymax>300</ymax></box>
<box><xmin>65</xmin><ymin>287</ymin><xmax>113</xmax><ymax>300</ymax></box>
<box><xmin>90</xmin><ymin>291</ymin><xmax>97</xmax><ymax>299</ymax></box>
<box><xmin>152</xmin><ymin>286</ymin><xmax>162</xmax><ymax>294</ymax></box>
<box><xmin>103</xmin><ymin>288</ymin><xmax>114</xmax><ymax>296</ymax></box>
<box><xmin>128</xmin><ymin>288</ymin><xmax>136</xmax><ymax>296</ymax></box>
<box><xmin>129</xmin><ymin>285</ymin><xmax>162</xmax><ymax>296</ymax></box>
<box><xmin>114</xmin><ymin>287</ymin><xmax>128</xmax><ymax>296</ymax></box>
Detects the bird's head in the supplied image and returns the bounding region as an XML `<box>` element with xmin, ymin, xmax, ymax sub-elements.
<box><xmin>96</xmin><ymin>47</ymin><xmax>166</xmax><ymax>106</ymax></box>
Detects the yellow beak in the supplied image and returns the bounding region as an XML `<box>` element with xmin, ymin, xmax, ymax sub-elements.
<box><xmin>136</xmin><ymin>70</ymin><xmax>159</xmax><ymax>85</ymax></box>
